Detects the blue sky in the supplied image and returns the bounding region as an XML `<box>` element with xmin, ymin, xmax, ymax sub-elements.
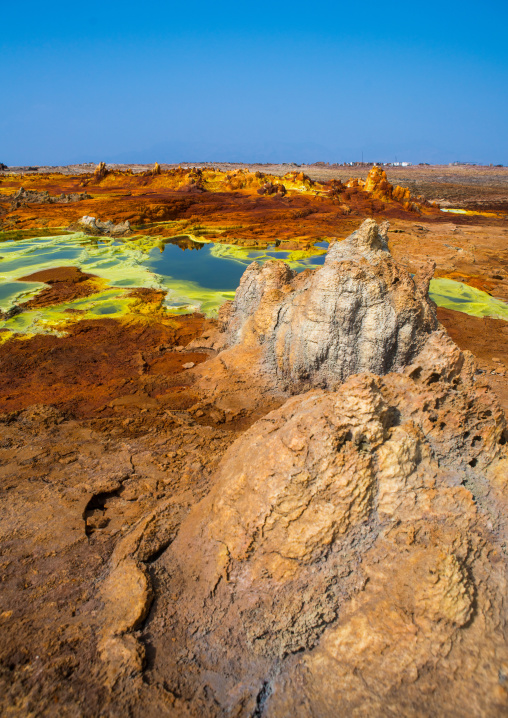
<box><xmin>2</xmin><ymin>1</ymin><xmax>507</xmax><ymax>165</ymax></box>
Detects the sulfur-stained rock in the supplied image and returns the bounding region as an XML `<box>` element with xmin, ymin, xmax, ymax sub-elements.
<box><xmin>257</xmin><ymin>180</ymin><xmax>286</xmax><ymax>196</ymax></box>
<box><xmin>360</xmin><ymin>165</ymin><xmax>426</xmax><ymax>209</ymax></box>
<box><xmin>93</xmin><ymin>161</ymin><xmax>108</xmax><ymax>181</ymax></box>
<box><xmin>363</xmin><ymin>164</ymin><xmax>393</xmax><ymax>196</ymax></box>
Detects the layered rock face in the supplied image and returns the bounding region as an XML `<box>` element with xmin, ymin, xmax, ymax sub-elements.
<box><xmin>223</xmin><ymin>219</ymin><xmax>438</xmax><ymax>391</ymax></box>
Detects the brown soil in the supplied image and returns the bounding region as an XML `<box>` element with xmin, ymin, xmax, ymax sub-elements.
<box><xmin>0</xmin><ymin>313</ymin><xmax>211</xmax><ymax>419</ymax></box>
<box><xmin>17</xmin><ymin>266</ymin><xmax>104</xmax><ymax>308</ymax></box>
<box><xmin>436</xmin><ymin>307</ymin><xmax>508</xmax><ymax>410</ymax></box>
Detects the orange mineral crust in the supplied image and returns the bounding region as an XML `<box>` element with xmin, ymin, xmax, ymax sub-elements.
<box><xmin>0</xmin><ymin>165</ymin><xmax>453</xmax><ymax>243</ymax></box>
<box><xmin>0</xmin><ymin>310</ymin><xmax>211</xmax><ymax>418</ymax></box>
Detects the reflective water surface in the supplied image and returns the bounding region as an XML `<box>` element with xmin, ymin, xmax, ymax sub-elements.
<box><xmin>0</xmin><ymin>232</ymin><xmax>506</xmax><ymax>339</ymax></box>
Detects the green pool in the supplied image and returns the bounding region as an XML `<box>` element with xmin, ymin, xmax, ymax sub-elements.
<box><xmin>0</xmin><ymin>231</ymin><xmax>507</xmax><ymax>339</ymax></box>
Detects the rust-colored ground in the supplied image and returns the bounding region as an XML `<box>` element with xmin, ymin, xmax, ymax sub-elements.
<box><xmin>0</xmin><ymin>312</ymin><xmax>212</xmax><ymax>418</ymax></box>
<box><xmin>2</xmin><ymin>165</ymin><xmax>493</xmax><ymax>245</ymax></box>
<box><xmin>436</xmin><ymin>307</ymin><xmax>508</xmax><ymax>410</ymax></box>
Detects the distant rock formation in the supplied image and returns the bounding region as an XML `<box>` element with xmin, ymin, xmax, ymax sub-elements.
<box><xmin>73</xmin><ymin>215</ymin><xmax>132</xmax><ymax>236</ymax></box>
<box><xmin>221</xmin><ymin>219</ymin><xmax>439</xmax><ymax>391</ymax></box>
<box><xmin>9</xmin><ymin>187</ymin><xmax>91</xmax><ymax>209</ymax></box>
<box><xmin>358</xmin><ymin>165</ymin><xmax>433</xmax><ymax>211</ymax></box>
<box><xmin>93</xmin><ymin>161</ymin><xmax>108</xmax><ymax>181</ymax></box>
<box><xmin>257</xmin><ymin>180</ymin><xmax>286</xmax><ymax>196</ymax></box>
<box><xmin>283</xmin><ymin>170</ymin><xmax>315</xmax><ymax>189</ymax></box>
<box><xmin>177</xmin><ymin>168</ymin><xmax>206</xmax><ymax>193</ymax></box>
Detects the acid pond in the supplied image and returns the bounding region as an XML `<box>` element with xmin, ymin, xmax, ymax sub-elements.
<box><xmin>0</xmin><ymin>231</ymin><xmax>507</xmax><ymax>339</ymax></box>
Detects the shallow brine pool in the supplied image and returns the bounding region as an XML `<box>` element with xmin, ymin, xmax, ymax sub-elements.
<box><xmin>0</xmin><ymin>232</ymin><xmax>507</xmax><ymax>338</ymax></box>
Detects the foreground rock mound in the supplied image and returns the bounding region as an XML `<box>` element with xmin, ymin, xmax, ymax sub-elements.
<box><xmin>133</xmin><ymin>331</ymin><xmax>508</xmax><ymax>716</ymax></box>
<box><xmin>2</xmin><ymin>215</ymin><xmax>507</xmax><ymax>715</ymax></box>
<box><xmin>222</xmin><ymin>219</ymin><xmax>438</xmax><ymax>391</ymax></box>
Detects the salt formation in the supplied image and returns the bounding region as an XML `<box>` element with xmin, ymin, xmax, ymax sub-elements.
<box><xmin>223</xmin><ymin>219</ymin><xmax>438</xmax><ymax>390</ymax></box>
<box><xmin>76</xmin><ymin>215</ymin><xmax>132</xmax><ymax>236</ymax></box>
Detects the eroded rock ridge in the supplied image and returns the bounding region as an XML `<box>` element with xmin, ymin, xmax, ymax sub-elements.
<box><xmin>222</xmin><ymin>218</ymin><xmax>439</xmax><ymax>391</ymax></box>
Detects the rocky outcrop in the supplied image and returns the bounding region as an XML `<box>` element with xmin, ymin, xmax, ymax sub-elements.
<box><xmin>177</xmin><ymin>167</ymin><xmax>206</xmax><ymax>193</ymax></box>
<box><xmin>360</xmin><ymin>165</ymin><xmax>434</xmax><ymax>211</ymax></box>
<box><xmin>9</xmin><ymin>187</ymin><xmax>91</xmax><ymax>209</ymax></box>
<box><xmin>73</xmin><ymin>215</ymin><xmax>132</xmax><ymax>236</ymax></box>
<box><xmin>283</xmin><ymin>170</ymin><xmax>315</xmax><ymax>189</ymax></box>
<box><xmin>93</xmin><ymin>161</ymin><xmax>108</xmax><ymax>181</ymax></box>
<box><xmin>221</xmin><ymin>219</ymin><xmax>439</xmax><ymax>391</ymax></box>
<box><xmin>118</xmin><ymin>328</ymin><xmax>507</xmax><ymax>716</ymax></box>
<box><xmin>257</xmin><ymin>180</ymin><xmax>286</xmax><ymax>196</ymax></box>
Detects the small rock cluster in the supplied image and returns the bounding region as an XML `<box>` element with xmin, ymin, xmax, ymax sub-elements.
<box><xmin>257</xmin><ymin>180</ymin><xmax>287</xmax><ymax>196</ymax></box>
<box><xmin>73</xmin><ymin>215</ymin><xmax>132</xmax><ymax>236</ymax></box>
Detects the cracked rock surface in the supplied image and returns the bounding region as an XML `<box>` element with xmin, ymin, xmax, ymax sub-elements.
<box><xmin>223</xmin><ymin>219</ymin><xmax>439</xmax><ymax>391</ymax></box>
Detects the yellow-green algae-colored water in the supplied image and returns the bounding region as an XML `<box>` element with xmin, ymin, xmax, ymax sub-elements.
<box><xmin>440</xmin><ymin>208</ymin><xmax>502</xmax><ymax>218</ymax></box>
<box><xmin>428</xmin><ymin>278</ymin><xmax>508</xmax><ymax>320</ymax></box>
<box><xmin>0</xmin><ymin>231</ymin><xmax>507</xmax><ymax>339</ymax></box>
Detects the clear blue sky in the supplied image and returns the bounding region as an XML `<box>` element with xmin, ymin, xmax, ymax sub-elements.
<box><xmin>2</xmin><ymin>1</ymin><xmax>507</xmax><ymax>165</ymax></box>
